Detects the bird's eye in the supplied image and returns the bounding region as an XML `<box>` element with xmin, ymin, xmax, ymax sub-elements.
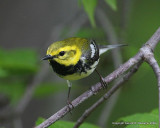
<box><xmin>59</xmin><ymin>51</ymin><xmax>65</xmax><ymax>56</ymax></box>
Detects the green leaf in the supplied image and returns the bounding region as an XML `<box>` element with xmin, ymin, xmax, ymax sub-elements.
<box><xmin>151</xmin><ymin>109</ymin><xmax>158</xmax><ymax>115</ymax></box>
<box><xmin>104</xmin><ymin>0</ymin><xmax>117</xmax><ymax>11</ymax></box>
<box><xmin>34</xmin><ymin>82</ymin><xmax>66</xmax><ymax>98</ymax></box>
<box><xmin>0</xmin><ymin>48</ymin><xmax>38</xmax><ymax>74</ymax></box>
<box><xmin>81</xmin><ymin>0</ymin><xmax>97</xmax><ymax>27</ymax></box>
<box><xmin>36</xmin><ymin>118</ymin><xmax>100</xmax><ymax>128</ymax></box>
<box><xmin>117</xmin><ymin>109</ymin><xmax>158</xmax><ymax>128</ymax></box>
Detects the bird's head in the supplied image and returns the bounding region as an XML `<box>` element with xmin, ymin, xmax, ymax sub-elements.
<box><xmin>42</xmin><ymin>38</ymin><xmax>87</xmax><ymax>66</ymax></box>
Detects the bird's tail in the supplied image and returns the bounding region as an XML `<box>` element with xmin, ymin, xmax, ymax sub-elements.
<box><xmin>99</xmin><ymin>44</ymin><xmax>127</xmax><ymax>55</ymax></box>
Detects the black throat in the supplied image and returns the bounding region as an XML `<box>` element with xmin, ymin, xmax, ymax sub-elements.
<box><xmin>49</xmin><ymin>60</ymin><xmax>90</xmax><ymax>76</ymax></box>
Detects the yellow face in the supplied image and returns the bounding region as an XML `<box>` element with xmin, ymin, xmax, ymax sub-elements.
<box><xmin>45</xmin><ymin>37</ymin><xmax>90</xmax><ymax>66</ymax></box>
<box><xmin>47</xmin><ymin>45</ymin><xmax>82</xmax><ymax>66</ymax></box>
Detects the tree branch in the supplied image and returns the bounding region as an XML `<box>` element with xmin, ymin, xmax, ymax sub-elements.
<box><xmin>36</xmin><ymin>27</ymin><xmax>160</xmax><ymax>128</ymax></box>
<box><xmin>35</xmin><ymin>53</ymin><xmax>141</xmax><ymax>128</ymax></box>
<box><xmin>141</xmin><ymin>47</ymin><xmax>160</xmax><ymax>126</ymax></box>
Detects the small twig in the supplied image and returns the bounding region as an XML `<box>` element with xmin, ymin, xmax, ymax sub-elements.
<box><xmin>74</xmin><ymin>61</ymin><xmax>143</xmax><ymax>128</ymax></box>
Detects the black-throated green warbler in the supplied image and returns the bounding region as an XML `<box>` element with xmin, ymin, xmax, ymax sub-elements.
<box><xmin>42</xmin><ymin>37</ymin><xmax>126</xmax><ymax>103</ymax></box>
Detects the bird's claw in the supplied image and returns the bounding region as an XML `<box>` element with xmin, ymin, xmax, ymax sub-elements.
<box><xmin>67</xmin><ymin>100</ymin><xmax>74</xmax><ymax>114</ymax></box>
<box><xmin>100</xmin><ymin>77</ymin><xmax>108</xmax><ymax>89</ymax></box>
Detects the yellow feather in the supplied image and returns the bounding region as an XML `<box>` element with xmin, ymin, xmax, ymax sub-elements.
<box><xmin>47</xmin><ymin>45</ymin><xmax>82</xmax><ymax>66</ymax></box>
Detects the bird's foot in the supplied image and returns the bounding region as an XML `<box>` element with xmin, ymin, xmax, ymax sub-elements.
<box><xmin>95</xmin><ymin>69</ymin><xmax>108</xmax><ymax>89</ymax></box>
<box><xmin>100</xmin><ymin>76</ymin><xmax>108</xmax><ymax>89</ymax></box>
<box><xmin>67</xmin><ymin>99</ymin><xmax>74</xmax><ymax>114</ymax></box>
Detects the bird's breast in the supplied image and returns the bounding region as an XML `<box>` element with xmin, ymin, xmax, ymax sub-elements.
<box><xmin>49</xmin><ymin>58</ymin><xmax>99</xmax><ymax>80</ymax></box>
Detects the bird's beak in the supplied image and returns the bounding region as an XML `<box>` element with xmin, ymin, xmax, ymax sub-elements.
<box><xmin>42</xmin><ymin>55</ymin><xmax>54</xmax><ymax>60</ymax></box>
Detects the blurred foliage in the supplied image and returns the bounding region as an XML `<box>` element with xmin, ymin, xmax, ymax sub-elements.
<box><xmin>81</xmin><ymin>0</ymin><xmax>97</xmax><ymax>27</ymax></box>
<box><xmin>0</xmin><ymin>48</ymin><xmax>38</xmax><ymax>75</ymax></box>
<box><xmin>80</xmin><ymin>0</ymin><xmax>117</xmax><ymax>27</ymax></box>
<box><xmin>34</xmin><ymin>82</ymin><xmax>66</xmax><ymax>98</ymax></box>
<box><xmin>104</xmin><ymin>0</ymin><xmax>117</xmax><ymax>11</ymax></box>
<box><xmin>0</xmin><ymin>0</ymin><xmax>160</xmax><ymax>128</ymax></box>
<box><xmin>0</xmin><ymin>81</ymin><xmax>25</xmax><ymax>104</ymax></box>
<box><xmin>36</xmin><ymin>117</ymin><xmax>100</xmax><ymax>128</ymax></box>
<box><xmin>61</xmin><ymin>27</ymin><xmax>106</xmax><ymax>41</ymax></box>
<box><xmin>0</xmin><ymin>68</ymin><xmax>9</xmax><ymax>78</ymax></box>
<box><xmin>117</xmin><ymin>108</ymin><xmax>158</xmax><ymax>128</ymax></box>
<box><xmin>0</xmin><ymin>48</ymin><xmax>38</xmax><ymax>104</ymax></box>
<box><xmin>75</xmin><ymin>28</ymin><xmax>106</xmax><ymax>39</ymax></box>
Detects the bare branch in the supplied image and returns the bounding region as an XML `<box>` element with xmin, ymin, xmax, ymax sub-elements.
<box><xmin>36</xmin><ymin>54</ymin><xmax>141</xmax><ymax>128</ymax></box>
<box><xmin>141</xmin><ymin>48</ymin><xmax>160</xmax><ymax>126</ymax></box>
<box><xmin>35</xmin><ymin>53</ymin><xmax>141</xmax><ymax>128</ymax></box>
<box><xmin>145</xmin><ymin>29</ymin><xmax>160</xmax><ymax>50</ymax></box>
<box><xmin>36</xmin><ymin>27</ymin><xmax>160</xmax><ymax>128</ymax></box>
<box><xmin>74</xmin><ymin>60</ymin><xmax>143</xmax><ymax>128</ymax></box>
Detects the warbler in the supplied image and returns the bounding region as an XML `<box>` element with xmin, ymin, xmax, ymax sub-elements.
<box><xmin>42</xmin><ymin>37</ymin><xmax>126</xmax><ymax>103</ymax></box>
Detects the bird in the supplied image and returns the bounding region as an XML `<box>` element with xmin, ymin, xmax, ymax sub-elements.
<box><xmin>42</xmin><ymin>37</ymin><xmax>126</xmax><ymax>104</ymax></box>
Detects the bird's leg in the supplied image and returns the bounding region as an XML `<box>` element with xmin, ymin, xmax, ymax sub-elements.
<box><xmin>66</xmin><ymin>80</ymin><xmax>74</xmax><ymax>111</ymax></box>
<box><xmin>95</xmin><ymin>69</ymin><xmax>108</xmax><ymax>89</ymax></box>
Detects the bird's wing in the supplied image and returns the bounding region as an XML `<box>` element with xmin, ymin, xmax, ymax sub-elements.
<box><xmin>81</xmin><ymin>39</ymin><xmax>99</xmax><ymax>64</ymax></box>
